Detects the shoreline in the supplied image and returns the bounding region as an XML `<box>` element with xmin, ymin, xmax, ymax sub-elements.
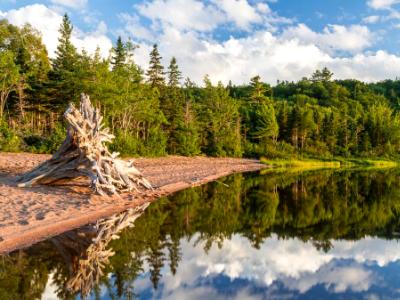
<box><xmin>0</xmin><ymin>153</ymin><xmax>267</xmax><ymax>254</ymax></box>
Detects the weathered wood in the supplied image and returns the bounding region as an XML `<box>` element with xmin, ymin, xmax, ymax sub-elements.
<box><xmin>51</xmin><ymin>203</ymin><xmax>150</xmax><ymax>296</ymax></box>
<box><xmin>17</xmin><ymin>93</ymin><xmax>152</xmax><ymax>195</ymax></box>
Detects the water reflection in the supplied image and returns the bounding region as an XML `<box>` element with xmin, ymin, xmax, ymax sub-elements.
<box><xmin>1</xmin><ymin>168</ymin><xmax>400</xmax><ymax>299</ymax></box>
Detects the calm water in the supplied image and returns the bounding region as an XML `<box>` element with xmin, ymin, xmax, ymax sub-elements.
<box><xmin>1</xmin><ymin>168</ymin><xmax>400</xmax><ymax>299</ymax></box>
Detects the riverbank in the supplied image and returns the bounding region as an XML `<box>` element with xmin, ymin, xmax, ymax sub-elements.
<box><xmin>260</xmin><ymin>157</ymin><xmax>398</xmax><ymax>169</ymax></box>
<box><xmin>0</xmin><ymin>152</ymin><xmax>267</xmax><ymax>254</ymax></box>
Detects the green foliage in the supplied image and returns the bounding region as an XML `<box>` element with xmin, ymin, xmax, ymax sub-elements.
<box><xmin>0</xmin><ymin>121</ymin><xmax>20</xmax><ymax>152</ymax></box>
<box><xmin>23</xmin><ymin>123</ymin><xmax>65</xmax><ymax>153</ymax></box>
<box><xmin>200</xmin><ymin>78</ymin><xmax>242</xmax><ymax>157</ymax></box>
<box><xmin>52</xmin><ymin>14</ymin><xmax>77</xmax><ymax>73</ymax></box>
<box><xmin>1</xmin><ymin>16</ymin><xmax>400</xmax><ymax>160</ymax></box>
<box><xmin>167</xmin><ymin>57</ymin><xmax>181</xmax><ymax>88</ymax></box>
<box><xmin>146</xmin><ymin>44</ymin><xmax>165</xmax><ymax>88</ymax></box>
<box><xmin>0</xmin><ymin>50</ymin><xmax>19</xmax><ymax>118</ymax></box>
<box><xmin>111</xmin><ymin>36</ymin><xmax>127</xmax><ymax>70</ymax></box>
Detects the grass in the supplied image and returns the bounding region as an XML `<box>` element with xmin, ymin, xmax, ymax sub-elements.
<box><xmin>260</xmin><ymin>157</ymin><xmax>399</xmax><ymax>170</ymax></box>
<box><xmin>260</xmin><ymin>158</ymin><xmax>340</xmax><ymax>169</ymax></box>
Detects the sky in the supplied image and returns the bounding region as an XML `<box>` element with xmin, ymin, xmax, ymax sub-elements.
<box><xmin>40</xmin><ymin>234</ymin><xmax>400</xmax><ymax>299</ymax></box>
<box><xmin>1</xmin><ymin>0</ymin><xmax>400</xmax><ymax>84</ymax></box>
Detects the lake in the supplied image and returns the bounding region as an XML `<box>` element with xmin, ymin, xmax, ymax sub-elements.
<box><xmin>1</xmin><ymin>168</ymin><xmax>400</xmax><ymax>299</ymax></box>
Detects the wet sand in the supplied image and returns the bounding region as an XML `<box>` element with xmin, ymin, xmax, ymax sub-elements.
<box><xmin>0</xmin><ymin>152</ymin><xmax>267</xmax><ymax>254</ymax></box>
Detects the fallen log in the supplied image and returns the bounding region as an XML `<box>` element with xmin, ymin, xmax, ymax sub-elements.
<box><xmin>18</xmin><ymin>93</ymin><xmax>152</xmax><ymax>195</ymax></box>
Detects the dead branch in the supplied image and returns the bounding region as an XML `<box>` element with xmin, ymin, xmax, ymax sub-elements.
<box><xmin>17</xmin><ymin>93</ymin><xmax>152</xmax><ymax>195</ymax></box>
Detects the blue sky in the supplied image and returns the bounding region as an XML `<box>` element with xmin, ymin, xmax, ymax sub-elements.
<box><xmin>1</xmin><ymin>0</ymin><xmax>400</xmax><ymax>84</ymax></box>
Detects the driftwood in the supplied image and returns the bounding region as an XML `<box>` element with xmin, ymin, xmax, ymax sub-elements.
<box><xmin>51</xmin><ymin>203</ymin><xmax>150</xmax><ymax>296</ymax></box>
<box><xmin>18</xmin><ymin>93</ymin><xmax>152</xmax><ymax>195</ymax></box>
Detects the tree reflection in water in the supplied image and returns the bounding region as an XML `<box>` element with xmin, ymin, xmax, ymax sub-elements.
<box><xmin>1</xmin><ymin>168</ymin><xmax>400</xmax><ymax>299</ymax></box>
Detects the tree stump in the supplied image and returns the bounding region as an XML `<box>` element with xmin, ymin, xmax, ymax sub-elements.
<box><xmin>17</xmin><ymin>93</ymin><xmax>152</xmax><ymax>195</ymax></box>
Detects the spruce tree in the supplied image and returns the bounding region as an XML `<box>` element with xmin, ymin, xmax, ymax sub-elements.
<box><xmin>249</xmin><ymin>75</ymin><xmax>269</xmax><ymax>104</ymax></box>
<box><xmin>167</xmin><ymin>57</ymin><xmax>181</xmax><ymax>88</ymax></box>
<box><xmin>111</xmin><ymin>36</ymin><xmax>126</xmax><ymax>70</ymax></box>
<box><xmin>52</xmin><ymin>14</ymin><xmax>77</xmax><ymax>72</ymax></box>
<box><xmin>146</xmin><ymin>44</ymin><xmax>165</xmax><ymax>88</ymax></box>
<box><xmin>49</xmin><ymin>14</ymin><xmax>80</xmax><ymax>109</ymax></box>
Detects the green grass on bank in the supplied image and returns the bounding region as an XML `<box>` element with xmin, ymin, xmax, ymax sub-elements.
<box><xmin>260</xmin><ymin>157</ymin><xmax>399</xmax><ymax>170</ymax></box>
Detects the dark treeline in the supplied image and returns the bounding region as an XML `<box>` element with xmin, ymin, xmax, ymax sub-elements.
<box><xmin>2</xmin><ymin>15</ymin><xmax>400</xmax><ymax>158</ymax></box>
<box><xmin>2</xmin><ymin>169</ymin><xmax>400</xmax><ymax>299</ymax></box>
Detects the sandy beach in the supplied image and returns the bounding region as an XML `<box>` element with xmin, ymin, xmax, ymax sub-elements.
<box><xmin>0</xmin><ymin>152</ymin><xmax>266</xmax><ymax>254</ymax></box>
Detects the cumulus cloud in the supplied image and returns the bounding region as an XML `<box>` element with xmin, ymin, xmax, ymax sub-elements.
<box><xmin>0</xmin><ymin>4</ymin><xmax>112</xmax><ymax>58</ymax></box>
<box><xmin>41</xmin><ymin>234</ymin><xmax>400</xmax><ymax>299</ymax></box>
<box><xmin>368</xmin><ymin>0</ymin><xmax>400</xmax><ymax>10</ymax></box>
<box><xmin>118</xmin><ymin>13</ymin><xmax>157</xmax><ymax>41</ymax></box>
<box><xmin>283</xmin><ymin>263</ymin><xmax>374</xmax><ymax>294</ymax></box>
<box><xmin>363</xmin><ymin>15</ymin><xmax>381</xmax><ymax>23</ymax></box>
<box><xmin>130</xmin><ymin>24</ymin><xmax>394</xmax><ymax>85</ymax></box>
<box><xmin>282</xmin><ymin>23</ymin><xmax>374</xmax><ymax>54</ymax></box>
<box><xmin>212</xmin><ymin>0</ymin><xmax>263</xmax><ymax>30</ymax></box>
<box><xmin>3</xmin><ymin>1</ymin><xmax>400</xmax><ymax>85</ymax></box>
<box><xmin>128</xmin><ymin>234</ymin><xmax>399</xmax><ymax>299</ymax></box>
<box><xmin>50</xmin><ymin>0</ymin><xmax>88</xmax><ymax>9</ymax></box>
<box><xmin>1</xmin><ymin>4</ymin><xmax>63</xmax><ymax>56</ymax></box>
<box><xmin>134</xmin><ymin>0</ymin><xmax>290</xmax><ymax>34</ymax></box>
<box><xmin>136</xmin><ymin>0</ymin><xmax>225</xmax><ymax>32</ymax></box>
<box><xmin>115</xmin><ymin>0</ymin><xmax>400</xmax><ymax>85</ymax></box>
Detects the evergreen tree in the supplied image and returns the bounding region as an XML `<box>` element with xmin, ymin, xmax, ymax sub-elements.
<box><xmin>249</xmin><ymin>75</ymin><xmax>269</xmax><ymax>104</ymax></box>
<box><xmin>146</xmin><ymin>44</ymin><xmax>165</xmax><ymax>88</ymax></box>
<box><xmin>311</xmin><ymin>67</ymin><xmax>333</xmax><ymax>82</ymax></box>
<box><xmin>111</xmin><ymin>36</ymin><xmax>127</xmax><ymax>70</ymax></box>
<box><xmin>167</xmin><ymin>57</ymin><xmax>182</xmax><ymax>88</ymax></box>
<box><xmin>52</xmin><ymin>14</ymin><xmax>77</xmax><ymax>72</ymax></box>
<box><xmin>253</xmin><ymin>104</ymin><xmax>279</xmax><ymax>147</ymax></box>
<box><xmin>49</xmin><ymin>13</ymin><xmax>79</xmax><ymax>108</ymax></box>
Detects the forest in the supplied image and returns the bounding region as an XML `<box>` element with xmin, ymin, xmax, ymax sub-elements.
<box><xmin>2</xmin><ymin>14</ymin><xmax>400</xmax><ymax>159</ymax></box>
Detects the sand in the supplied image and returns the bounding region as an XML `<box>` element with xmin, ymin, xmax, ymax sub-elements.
<box><xmin>0</xmin><ymin>152</ymin><xmax>266</xmax><ymax>254</ymax></box>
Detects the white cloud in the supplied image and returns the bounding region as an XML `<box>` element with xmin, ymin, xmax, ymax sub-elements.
<box><xmin>135</xmin><ymin>0</ymin><xmax>289</xmax><ymax>34</ymax></box>
<box><xmin>212</xmin><ymin>0</ymin><xmax>263</xmax><ymax>30</ymax></box>
<box><xmin>283</xmin><ymin>263</ymin><xmax>374</xmax><ymax>294</ymax></box>
<box><xmin>368</xmin><ymin>0</ymin><xmax>400</xmax><ymax>10</ymax></box>
<box><xmin>130</xmin><ymin>234</ymin><xmax>400</xmax><ymax>298</ymax></box>
<box><xmin>137</xmin><ymin>0</ymin><xmax>225</xmax><ymax>32</ymax></box>
<box><xmin>282</xmin><ymin>23</ymin><xmax>374</xmax><ymax>54</ymax></box>
<box><xmin>49</xmin><ymin>0</ymin><xmax>88</xmax><ymax>9</ymax></box>
<box><xmin>363</xmin><ymin>15</ymin><xmax>381</xmax><ymax>23</ymax></box>
<box><xmin>0</xmin><ymin>4</ymin><xmax>112</xmax><ymax>58</ymax></box>
<box><xmin>117</xmin><ymin>0</ymin><xmax>398</xmax><ymax>85</ymax></box>
<box><xmin>118</xmin><ymin>13</ymin><xmax>156</xmax><ymax>41</ymax></box>
<box><xmin>131</xmin><ymin>23</ymin><xmax>393</xmax><ymax>85</ymax></box>
<box><xmin>257</xmin><ymin>3</ymin><xmax>271</xmax><ymax>14</ymax></box>
<box><xmin>72</xmin><ymin>21</ymin><xmax>113</xmax><ymax>58</ymax></box>
<box><xmin>3</xmin><ymin>1</ymin><xmax>400</xmax><ymax>86</ymax></box>
<box><xmin>1</xmin><ymin>4</ymin><xmax>62</xmax><ymax>56</ymax></box>
<box><xmin>36</xmin><ymin>234</ymin><xmax>400</xmax><ymax>298</ymax></box>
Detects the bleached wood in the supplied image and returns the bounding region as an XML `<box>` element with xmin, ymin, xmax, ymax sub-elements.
<box><xmin>17</xmin><ymin>93</ymin><xmax>152</xmax><ymax>195</ymax></box>
<box><xmin>51</xmin><ymin>203</ymin><xmax>150</xmax><ymax>296</ymax></box>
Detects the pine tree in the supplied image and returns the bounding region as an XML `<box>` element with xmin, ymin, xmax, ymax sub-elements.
<box><xmin>111</xmin><ymin>36</ymin><xmax>126</xmax><ymax>70</ymax></box>
<box><xmin>52</xmin><ymin>14</ymin><xmax>77</xmax><ymax>72</ymax></box>
<box><xmin>167</xmin><ymin>57</ymin><xmax>181</xmax><ymax>88</ymax></box>
<box><xmin>311</xmin><ymin>67</ymin><xmax>333</xmax><ymax>82</ymax></box>
<box><xmin>146</xmin><ymin>44</ymin><xmax>165</xmax><ymax>88</ymax></box>
<box><xmin>253</xmin><ymin>104</ymin><xmax>279</xmax><ymax>151</ymax></box>
<box><xmin>249</xmin><ymin>75</ymin><xmax>269</xmax><ymax>104</ymax></box>
<box><xmin>48</xmin><ymin>14</ymin><xmax>80</xmax><ymax>109</ymax></box>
